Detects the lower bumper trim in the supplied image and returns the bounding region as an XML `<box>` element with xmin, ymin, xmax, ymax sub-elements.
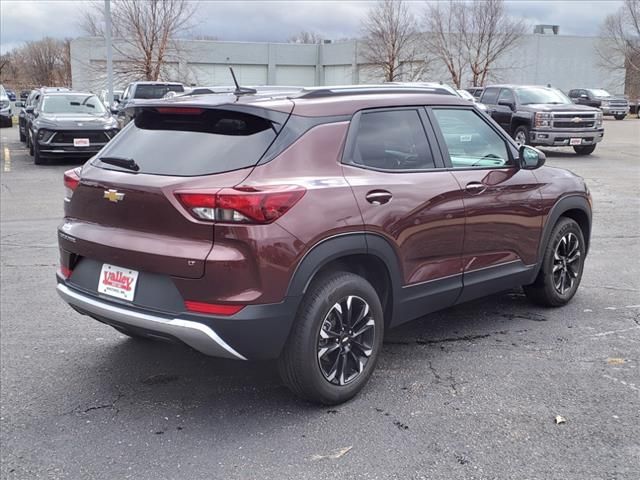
<box><xmin>56</xmin><ymin>283</ymin><xmax>247</xmax><ymax>360</ymax></box>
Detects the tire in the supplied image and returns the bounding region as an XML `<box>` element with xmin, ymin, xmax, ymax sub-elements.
<box><xmin>513</xmin><ymin>125</ymin><xmax>529</xmax><ymax>147</ymax></box>
<box><xmin>524</xmin><ymin>218</ymin><xmax>586</xmax><ymax>307</ymax></box>
<box><xmin>19</xmin><ymin>129</ymin><xmax>26</xmax><ymax>142</ymax></box>
<box><xmin>614</xmin><ymin>114</ymin><xmax>626</xmax><ymax>120</ymax></box>
<box><xmin>33</xmin><ymin>141</ymin><xmax>47</xmax><ymax>165</ymax></box>
<box><xmin>573</xmin><ymin>145</ymin><xmax>596</xmax><ymax>155</ymax></box>
<box><xmin>278</xmin><ymin>271</ymin><xmax>384</xmax><ymax>405</ymax></box>
<box><xmin>28</xmin><ymin>132</ymin><xmax>33</xmax><ymax>156</ymax></box>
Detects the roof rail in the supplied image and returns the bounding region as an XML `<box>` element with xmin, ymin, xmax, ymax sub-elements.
<box><xmin>297</xmin><ymin>85</ymin><xmax>446</xmax><ymax>99</ymax></box>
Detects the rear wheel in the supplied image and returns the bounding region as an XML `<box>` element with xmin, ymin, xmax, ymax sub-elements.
<box><xmin>573</xmin><ymin>145</ymin><xmax>596</xmax><ymax>155</ymax></box>
<box><xmin>513</xmin><ymin>125</ymin><xmax>529</xmax><ymax>147</ymax></box>
<box><xmin>614</xmin><ymin>114</ymin><xmax>626</xmax><ymax>120</ymax></box>
<box><xmin>524</xmin><ymin>218</ymin><xmax>585</xmax><ymax>307</ymax></box>
<box><xmin>278</xmin><ymin>271</ymin><xmax>384</xmax><ymax>405</ymax></box>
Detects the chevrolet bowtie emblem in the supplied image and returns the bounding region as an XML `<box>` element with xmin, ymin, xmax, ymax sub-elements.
<box><xmin>571</xmin><ymin>117</ymin><xmax>582</xmax><ymax>123</ymax></box>
<box><xmin>104</xmin><ymin>189</ymin><xmax>125</xmax><ymax>202</ymax></box>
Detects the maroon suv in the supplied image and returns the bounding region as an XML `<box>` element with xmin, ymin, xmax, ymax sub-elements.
<box><xmin>57</xmin><ymin>86</ymin><xmax>591</xmax><ymax>404</ymax></box>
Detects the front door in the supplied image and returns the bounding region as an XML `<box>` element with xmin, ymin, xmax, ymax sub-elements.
<box><xmin>429</xmin><ymin>106</ymin><xmax>544</xmax><ymax>303</ymax></box>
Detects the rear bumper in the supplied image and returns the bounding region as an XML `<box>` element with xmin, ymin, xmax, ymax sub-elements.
<box><xmin>56</xmin><ymin>279</ymin><xmax>299</xmax><ymax>360</ymax></box>
<box><xmin>530</xmin><ymin>128</ymin><xmax>604</xmax><ymax>146</ymax></box>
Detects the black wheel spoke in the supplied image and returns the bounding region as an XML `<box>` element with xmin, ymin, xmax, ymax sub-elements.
<box><xmin>551</xmin><ymin>232</ymin><xmax>582</xmax><ymax>296</ymax></box>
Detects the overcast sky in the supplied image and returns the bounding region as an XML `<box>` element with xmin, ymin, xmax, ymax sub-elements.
<box><xmin>0</xmin><ymin>0</ymin><xmax>624</xmax><ymax>54</ymax></box>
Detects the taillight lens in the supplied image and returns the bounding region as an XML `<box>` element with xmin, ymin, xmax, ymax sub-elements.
<box><xmin>176</xmin><ymin>185</ymin><xmax>306</xmax><ymax>224</ymax></box>
<box><xmin>63</xmin><ymin>167</ymin><xmax>81</xmax><ymax>200</ymax></box>
<box><xmin>59</xmin><ymin>265</ymin><xmax>73</xmax><ymax>279</ymax></box>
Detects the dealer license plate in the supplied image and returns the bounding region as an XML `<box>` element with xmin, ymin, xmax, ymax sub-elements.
<box><xmin>74</xmin><ymin>138</ymin><xmax>90</xmax><ymax>147</ymax></box>
<box><xmin>569</xmin><ymin>138</ymin><xmax>582</xmax><ymax>146</ymax></box>
<box><xmin>98</xmin><ymin>263</ymin><xmax>139</xmax><ymax>301</ymax></box>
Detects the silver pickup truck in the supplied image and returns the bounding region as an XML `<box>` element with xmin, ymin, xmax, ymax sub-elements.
<box><xmin>568</xmin><ymin>88</ymin><xmax>630</xmax><ymax>120</ymax></box>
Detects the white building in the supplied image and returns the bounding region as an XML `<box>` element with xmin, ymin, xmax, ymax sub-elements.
<box><xmin>70</xmin><ymin>32</ymin><xmax>627</xmax><ymax>94</ymax></box>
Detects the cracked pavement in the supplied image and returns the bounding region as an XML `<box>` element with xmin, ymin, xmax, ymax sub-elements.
<box><xmin>1</xmin><ymin>120</ymin><xmax>639</xmax><ymax>479</ymax></box>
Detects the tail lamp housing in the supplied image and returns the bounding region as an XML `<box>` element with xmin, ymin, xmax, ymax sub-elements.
<box><xmin>176</xmin><ymin>185</ymin><xmax>306</xmax><ymax>224</ymax></box>
<box><xmin>63</xmin><ymin>167</ymin><xmax>81</xmax><ymax>200</ymax></box>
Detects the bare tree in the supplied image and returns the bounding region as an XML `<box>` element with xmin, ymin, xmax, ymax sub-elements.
<box><xmin>80</xmin><ymin>0</ymin><xmax>196</xmax><ymax>82</ymax></box>
<box><xmin>423</xmin><ymin>1</ymin><xmax>467</xmax><ymax>88</ymax></box>
<box><xmin>597</xmin><ymin>0</ymin><xmax>640</xmax><ymax>95</ymax></box>
<box><xmin>464</xmin><ymin>0</ymin><xmax>526</xmax><ymax>86</ymax></box>
<box><xmin>424</xmin><ymin>0</ymin><xmax>525</xmax><ymax>87</ymax></box>
<box><xmin>361</xmin><ymin>0</ymin><xmax>430</xmax><ymax>82</ymax></box>
<box><xmin>288</xmin><ymin>31</ymin><xmax>323</xmax><ymax>44</ymax></box>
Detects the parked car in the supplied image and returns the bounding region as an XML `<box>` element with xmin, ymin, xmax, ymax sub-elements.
<box><xmin>20</xmin><ymin>90</ymin><xmax>31</xmax><ymax>101</ymax></box>
<box><xmin>113</xmin><ymin>81</ymin><xmax>185</xmax><ymax>127</ymax></box>
<box><xmin>567</xmin><ymin>88</ymin><xmax>630</xmax><ymax>120</ymax></box>
<box><xmin>0</xmin><ymin>85</ymin><xmax>12</xmax><ymax>127</ymax></box>
<box><xmin>481</xmin><ymin>85</ymin><xmax>604</xmax><ymax>155</ymax></box>
<box><xmin>27</xmin><ymin>91</ymin><xmax>118</xmax><ymax>165</ymax></box>
<box><xmin>99</xmin><ymin>89</ymin><xmax>124</xmax><ymax>109</ymax></box>
<box><xmin>392</xmin><ymin>82</ymin><xmax>489</xmax><ymax>112</ymax></box>
<box><xmin>5</xmin><ymin>88</ymin><xmax>17</xmax><ymax>102</ymax></box>
<box><xmin>21</xmin><ymin>87</ymin><xmax>71</xmax><ymax>144</ymax></box>
<box><xmin>56</xmin><ymin>85</ymin><xmax>592</xmax><ymax>404</ymax></box>
<box><xmin>465</xmin><ymin>87</ymin><xmax>484</xmax><ymax>99</ymax></box>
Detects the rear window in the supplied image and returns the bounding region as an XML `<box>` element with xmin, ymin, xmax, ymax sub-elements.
<box><xmin>93</xmin><ymin>108</ymin><xmax>277</xmax><ymax>176</ymax></box>
<box><xmin>481</xmin><ymin>87</ymin><xmax>499</xmax><ymax>104</ymax></box>
<box><xmin>133</xmin><ymin>84</ymin><xmax>184</xmax><ymax>99</ymax></box>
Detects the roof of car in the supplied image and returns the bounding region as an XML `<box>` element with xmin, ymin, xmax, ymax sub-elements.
<box><xmin>485</xmin><ymin>84</ymin><xmax>557</xmax><ymax>90</ymax></box>
<box><xmin>138</xmin><ymin>85</ymin><xmax>471</xmax><ymax>117</ymax></box>
<box><xmin>132</xmin><ymin>81</ymin><xmax>184</xmax><ymax>86</ymax></box>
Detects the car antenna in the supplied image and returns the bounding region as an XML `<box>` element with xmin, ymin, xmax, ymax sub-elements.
<box><xmin>229</xmin><ymin>67</ymin><xmax>257</xmax><ymax>96</ymax></box>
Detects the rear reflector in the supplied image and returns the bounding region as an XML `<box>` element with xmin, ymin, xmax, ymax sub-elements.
<box><xmin>185</xmin><ymin>301</ymin><xmax>244</xmax><ymax>316</ymax></box>
<box><xmin>63</xmin><ymin>168</ymin><xmax>81</xmax><ymax>200</ymax></box>
<box><xmin>176</xmin><ymin>185</ymin><xmax>305</xmax><ymax>224</ymax></box>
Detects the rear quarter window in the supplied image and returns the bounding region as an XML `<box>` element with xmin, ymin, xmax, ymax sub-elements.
<box><xmin>481</xmin><ymin>88</ymin><xmax>500</xmax><ymax>104</ymax></box>
<box><xmin>93</xmin><ymin>108</ymin><xmax>277</xmax><ymax>176</ymax></box>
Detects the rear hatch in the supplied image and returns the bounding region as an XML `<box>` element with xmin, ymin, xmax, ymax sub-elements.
<box><xmin>63</xmin><ymin>100</ymin><xmax>293</xmax><ymax>279</ymax></box>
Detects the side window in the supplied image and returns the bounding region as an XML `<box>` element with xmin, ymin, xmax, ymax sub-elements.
<box><xmin>482</xmin><ymin>87</ymin><xmax>499</xmax><ymax>104</ymax></box>
<box><xmin>347</xmin><ymin>109</ymin><xmax>435</xmax><ymax>171</ymax></box>
<box><xmin>497</xmin><ymin>88</ymin><xmax>515</xmax><ymax>104</ymax></box>
<box><xmin>432</xmin><ymin>108</ymin><xmax>511</xmax><ymax>169</ymax></box>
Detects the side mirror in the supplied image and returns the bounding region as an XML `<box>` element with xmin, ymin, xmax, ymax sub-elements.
<box><xmin>519</xmin><ymin>145</ymin><xmax>546</xmax><ymax>170</ymax></box>
<box><xmin>498</xmin><ymin>99</ymin><xmax>515</xmax><ymax>110</ymax></box>
<box><xmin>14</xmin><ymin>101</ymin><xmax>24</xmax><ymax>108</ymax></box>
<box><xmin>25</xmin><ymin>106</ymin><xmax>34</xmax><ymax>113</ymax></box>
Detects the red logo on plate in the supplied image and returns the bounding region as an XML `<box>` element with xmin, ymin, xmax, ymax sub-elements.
<box><xmin>103</xmin><ymin>270</ymin><xmax>134</xmax><ymax>291</ymax></box>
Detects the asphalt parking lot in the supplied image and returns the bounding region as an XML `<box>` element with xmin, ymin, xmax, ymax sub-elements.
<box><xmin>1</xmin><ymin>119</ymin><xmax>638</xmax><ymax>480</ymax></box>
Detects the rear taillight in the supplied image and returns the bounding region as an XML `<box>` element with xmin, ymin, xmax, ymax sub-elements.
<box><xmin>184</xmin><ymin>301</ymin><xmax>244</xmax><ymax>316</ymax></box>
<box><xmin>59</xmin><ymin>265</ymin><xmax>72</xmax><ymax>279</ymax></box>
<box><xmin>176</xmin><ymin>186</ymin><xmax>305</xmax><ymax>224</ymax></box>
<box><xmin>63</xmin><ymin>168</ymin><xmax>81</xmax><ymax>200</ymax></box>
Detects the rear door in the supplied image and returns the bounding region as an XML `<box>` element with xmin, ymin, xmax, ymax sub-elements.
<box><xmin>342</xmin><ymin>108</ymin><xmax>465</xmax><ymax>322</ymax></box>
<box><xmin>493</xmin><ymin>88</ymin><xmax>516</xmax><ymax>134</ymax></box>
<box><xmin>428</xmin><ymin>106</ymin><xmax>544</xmax><ymax>303</ymax></box>
<box><xmin>62</xmin><ymin>104</ymin><xmax>291</xmax><ymax>279</ymax></box>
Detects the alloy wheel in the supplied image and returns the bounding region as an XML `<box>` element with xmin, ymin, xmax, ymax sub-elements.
<box><xmin>317</xmin><ymin>295</ymin><xmax>376</xmax><ymax>386</ymax></box>
<box><xmin>515</xmin><ymin>130</ymin><xmax>527</xmax><ymax>147</ymax></box>
<box><xmin>552</xmin><ymin>232</ymin><xmax>581</xmax><ymax>295</ymax></box>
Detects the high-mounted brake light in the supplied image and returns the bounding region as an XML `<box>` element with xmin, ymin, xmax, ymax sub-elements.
<box><xmin>63</xmin><ymin>167</ymin><xmax>81</xmax><ymax>200</ymax></box>
<box><xmin>155</xmin><ymin>107</ymin><xmax>204</xmax><ymax>115</ymax></box>
<box><xmin>184</xmin><ymin>301</ymin><xmax>244</xmax><ymax>316</ymax></box>
<box><xmin>176</xmin><ymin>186</ymin><xmax>306</xmax><ymax>224</ymax></box>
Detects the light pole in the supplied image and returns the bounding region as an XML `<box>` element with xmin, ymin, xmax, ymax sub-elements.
<box><xmin>104</xmin><ymin>0</ymin><xmax>114</xmax><ymax>107</ymax></box>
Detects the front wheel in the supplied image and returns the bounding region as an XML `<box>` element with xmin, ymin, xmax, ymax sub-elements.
<box><xmin>278</xmin><ymin>271</ymin><xmax>384</xmax><ymax>404</ymax></box>
<box><xmin>513</xmin><ymin>125</ymin><xmax>529</xmax><ymax>147</ymax></box>
<box><xmin>573</xmin><ymin>145</ymin><xmax>596</xmax><ymax>155</ymax></box>
<box><xmin>19</xmin><ymin>129</ymin><xmax>26</xmax><ymax>142</ymax></box>
<box><xmin>524</xmin><ymin>218</ymin><xmax>586</xmax><ymax>307</ymax></box>
<box><xmin>33</xmin><ymin>141</ymin><xmax>47</xmax><ymax>165</ymax></box>
<box><xmin>614</xmin><ymin>114</ymin><xmax>626</xmax><ymax>120</ymax></box>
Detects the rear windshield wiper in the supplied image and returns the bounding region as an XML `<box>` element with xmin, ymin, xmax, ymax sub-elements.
<box><xmin>98</xmin><ymin>156</ymin><xmax>140</xmax><ymax>172</ymax></box>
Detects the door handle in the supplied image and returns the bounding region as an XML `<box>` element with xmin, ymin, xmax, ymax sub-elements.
<box><xmin>465</xmin><ymin>182</ymin><xmax>487</xmax><ymax>195</ymax></box>
<box><xmin>365</xmin><ymin>190</ymin><xmax>392</xmax><ymax>205</ymax></box>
